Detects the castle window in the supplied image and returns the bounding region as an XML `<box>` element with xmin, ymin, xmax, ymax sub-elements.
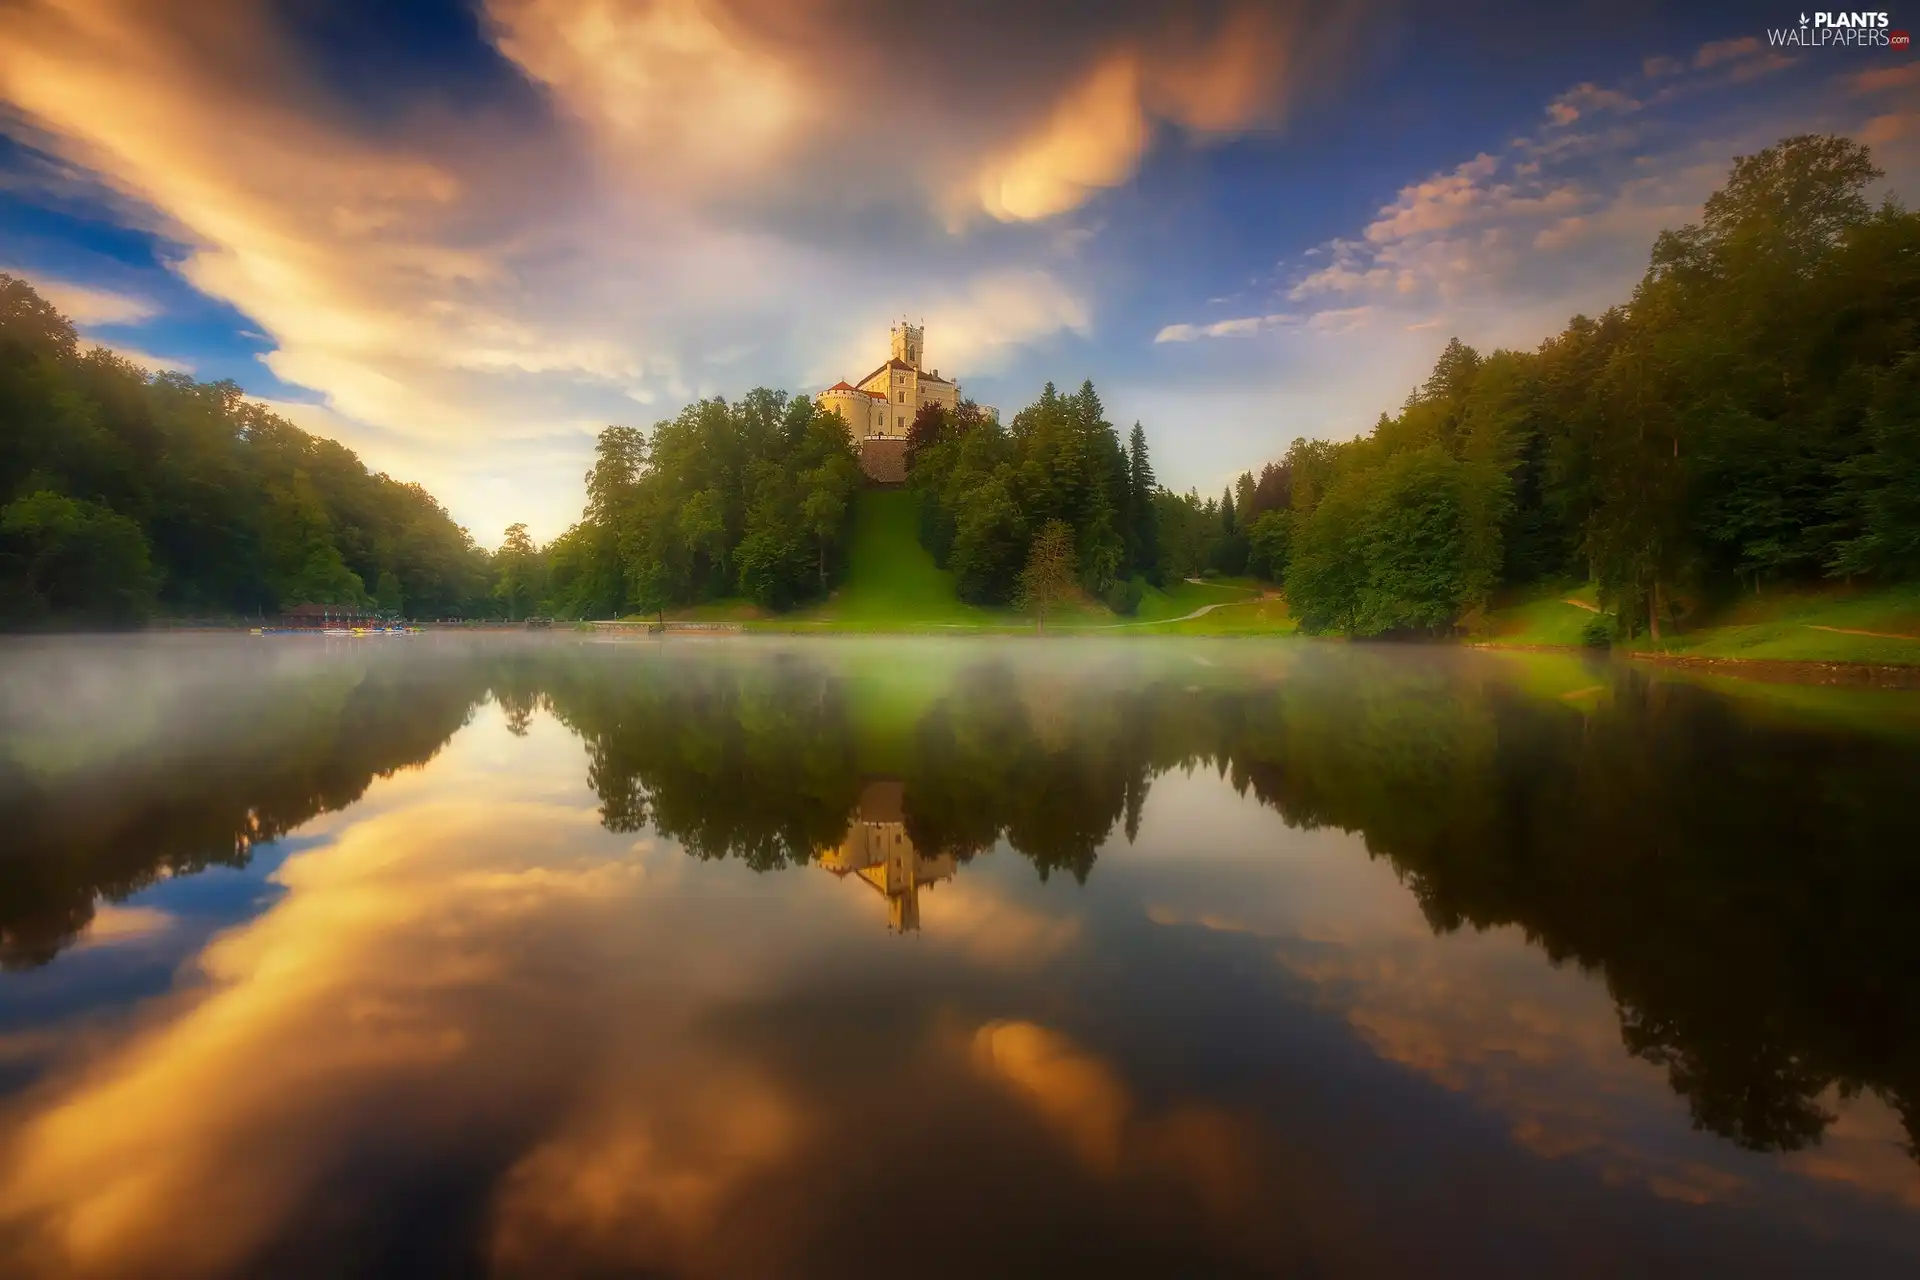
<box><xmin>896</xmin><ymin>391</ymin><xmax>904</xmax><ymax>402</ymax></box>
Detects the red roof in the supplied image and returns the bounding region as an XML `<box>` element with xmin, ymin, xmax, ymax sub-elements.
<box><xmin>824</xmin><ymin>380</ymin><xmax>856</xmax><ymax>392</ymax></box>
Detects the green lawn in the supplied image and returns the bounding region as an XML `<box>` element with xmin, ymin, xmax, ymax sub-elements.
<box><xmin>1481</xmin><ymin>583</ymin><xmax>1608</xmax><ymax>648</ymax></box>
<box><xmin>1478</xmin><ymin>581</ymin><xmax>1920</xmax><ymax>666</ymax></box>
<box><xmin>1627</xmin><ymin>584</ymin><xmax>1920</xmax><ymax>666</ymax></box>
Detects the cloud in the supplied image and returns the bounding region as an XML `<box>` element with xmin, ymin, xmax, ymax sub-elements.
<box><xmin>1693</xmin><ymin>36</ymin><xmax>1761</xmax><ymax>69</ymax></box>
<box><xmin>1153</xmin><ymin>312</ymin><xmax>1296</xmax><ymax>343</ymax></box>
<box><xmin>1307</xmin><ymin>306</ymin><xmax>1373</xmax><ymax>335</ymax></box>
<box><xmin>1860</xmin><ymin>113</ymin><xmax>1919</xmax><ymax>147</ymax></box>
<box><xmin>1545</xmin><ymin>83</ymin><xmax>1639</xmax><ymax>127</ymax></box>
<box><xmin>5</xmin><ymin>271</ymin><xmax>156</xmax><ymax>325</ymax></box>
<box><xmin>1852</xmin><ymin>63</ymin><xmax>1920</xmax><ymax>95</ymax></box>
<box><xmin>920</xmin><ymin>270</ymin><xmax>1093</xmax><ymax>374</ymax></box>
<box><xmin>485</xmin><ymin>0</ymin><xmax>813</xmax><ymax>187</ymax></box>
<box><xmin>1642</xmin><ymin>55</ymin><xmax>1683</xmax><ymax>78</ymax></box>
<box><xmin>971</xmin><ymin>6</ymin><xmax>1316</xmax><ymax>222</ymax></box>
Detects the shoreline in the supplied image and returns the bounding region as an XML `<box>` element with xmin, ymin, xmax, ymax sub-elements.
<box><xmin>1470</xmin><ymin>640</ymin><xmax>1920</xmax><ymax>688</ymax></box>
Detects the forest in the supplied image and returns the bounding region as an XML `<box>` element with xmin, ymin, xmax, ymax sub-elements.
<box><xmin>1242</xmin><ymin>133</ymin><xmax>1920</xmax><ymax>638</ymax></box>
<box><xmin>0</xmin><ymin>274</ymin><xmax>494</xmax><ymax>625</ymax></box>
<box><xmin>906</xmin><ymin>384</ymin><xmax>1160</xmax><ymax>611</ymax></box>
<box><xmin>536</xmin><ymin>390</ymin><xmax>862</xmax><ymax>619</ymax></box>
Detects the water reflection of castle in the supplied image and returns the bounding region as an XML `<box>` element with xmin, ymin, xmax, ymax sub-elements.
<box><xmin>818</xmin><ymin>780</ymin><xmax>956</xmax><ymax>932</ymax></box>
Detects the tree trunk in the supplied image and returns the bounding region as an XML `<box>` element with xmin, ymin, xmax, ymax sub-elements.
<box><xmin>1649</xmin><ymin>579</ymin><xmax>1663</xmax><ymax>643</ymax></box>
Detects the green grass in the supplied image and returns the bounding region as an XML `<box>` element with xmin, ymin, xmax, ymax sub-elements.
<box><xmin>1122</xmin><ymin>595</ymin><xmax>1298</xmax><ymax>636</ymax></box>
<box><xmin>1478</xmin><ymin>581</ymin><xmax>1920</xmax><ymax>667</ymax></box>
<box><xmin>1481</xmin><ymin>583</ymin><xmax>1608</xmax><ymax>648</ymax></box>
<box><xmin>1626</xmin><ymin>583</ymin><xmax>1920</xmax><ymax>666</ymax></box>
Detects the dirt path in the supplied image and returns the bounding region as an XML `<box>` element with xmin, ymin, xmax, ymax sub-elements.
<box><xmin>1090</xmin><ymin>600</ymin><xmax>1244</xmax><ymax>629</ymax></box>
<box><xmin>1805</xmin><ymin>624</ymin><xmax>1920</xmax><ymax>641</ymax></box>
<box><xmin>1563</xmin><ymin>597</ymin><xmax>1600</xmax><ymax>613</ymax></box>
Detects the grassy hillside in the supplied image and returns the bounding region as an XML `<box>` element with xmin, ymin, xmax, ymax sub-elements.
<box><xmin>819</xmin><ymin>488</ymin><xmax>996</xmax><ymax>627</ymax></box>
<box><xmin>745</xmin><ymin>490</ymin><xmax>1296</xmax><ymax>635</ymax></box>
<box><xmin>1482</xmin><ymin>581</ymin><xmax>1920</xmax><ymax>666</ymax></box>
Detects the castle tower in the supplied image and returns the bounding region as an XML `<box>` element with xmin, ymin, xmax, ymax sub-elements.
<box><xmin>890</xmin><ymin>321</ymin><xmax>924</xmax><ymax>370</ymax></box>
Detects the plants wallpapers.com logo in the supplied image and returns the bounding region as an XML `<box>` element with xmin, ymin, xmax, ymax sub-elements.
<box><xmin>1767</xmin><ymin>11</ymin><xmax>1910</xmax><ymax>47</ymax></box>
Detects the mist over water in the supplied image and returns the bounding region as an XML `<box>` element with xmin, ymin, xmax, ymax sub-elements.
<box><xmin>1</xmin><ymin>635</ymin><xmax>1919</xmax><ymax>1277</ymax></box>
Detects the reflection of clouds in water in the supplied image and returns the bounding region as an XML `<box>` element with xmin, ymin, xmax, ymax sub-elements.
<box><xmin>0</xmin><ymin>800</ymin><xmax>633</xmax><ymax>1276</ymax></box>
<box><xmin>1116</xmin><ymin>768</ymin><xmax>1920</xmax><ymax>1220</ymax></box>
<box><xmin>918</xmin><ymin>878</ymin><xmax>1080</xmax><ymax>970</ymax></box>
<box><xmin>970</xmin><ymin>1019</ymin><xmax>1257</xmax><ymax>1220</ymax></box>
<box><xmin>1781</xmin><ymin>1095</ymin><xmax>1920</xmax><ymax>1211</ymax></box>
<box><xmin>74</xmin><ymin>903</ymin><xmax>173</xmax><ymax>948</ymax></box>
<box><xmin>488</xmin><ymin>1066</ymin><xmax>804</xmax><ymax>1276</ymax></box>
<box><xmin>0</xmin><ymin>705</ymin><xmax>1093</xmax><ymax>1277</ymax></box>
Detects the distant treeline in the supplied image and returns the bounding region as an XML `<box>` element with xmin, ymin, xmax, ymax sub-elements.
<box><xmin>1225</xmin><ymin>134</ymin><xmax>1920</xmax><ymax>637</ymax></box>
<box><xmin>0</xmin><ymin>274</ymin><xmax>495</xmax><ymax>626</ymax></box>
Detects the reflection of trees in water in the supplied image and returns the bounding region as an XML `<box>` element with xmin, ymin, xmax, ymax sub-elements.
<box><xmin>0</xmin><ymin>646</ymin><xmax>485</xmax><ymax>968</ymax></box>
<box><xmin>901</xmin><ymin>661</ymin><xmax>1150</xmax><ymax>883</ymax></box>
<box><xmin>1217</xmin><ymin>655</ymin><xmax>1920</xmax><ymax>1165</ymax></box>
<box><xmin>561</xmin><ymin>647</ymin><xmax>1920</xmax><ymax>1164</ymax></box>
<box><xmin>532</xmin><ymin>647</ymin><xmax>864</xmax><ymax>868</ymax></box>
<box><xmin>8</xmin><ymin>641</ymin><xmax>1918</xmax><ymax>1165</ymax></box>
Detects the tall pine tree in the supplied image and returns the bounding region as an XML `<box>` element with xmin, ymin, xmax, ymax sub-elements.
<box><xmin>1128</xmin><ymin>422</ymin><xmax>1160</xmax><ymax>582</ymax></box>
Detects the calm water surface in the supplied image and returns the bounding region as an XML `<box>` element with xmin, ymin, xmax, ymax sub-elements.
<box><xmin>2</xmin><ymin>635</ymin><xmax>1919</xmax><ymax>1277</ymax></box>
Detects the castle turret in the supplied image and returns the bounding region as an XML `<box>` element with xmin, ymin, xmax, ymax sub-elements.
<box><xmin>890</xmin><ymin>321</ymin><xmax>924</xmax><ymax>370</ymax></box>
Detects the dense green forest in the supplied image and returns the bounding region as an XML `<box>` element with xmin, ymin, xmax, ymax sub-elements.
<box><xmin>538</xmin><ymin>390</ymin><xmax>862</xmax><ymax>618</ymax></box>
<box><xmin>0</xmin><ymin>274</ymin><xmax>495</xmax><ymax>626</ymax></box>
<box><xmin>1237</xmin><ymin>134</ymin><xmax>1920</xmax><ymax>638</ymax></box>
<box><xmin>905</xmin><ymin>385</ymin><xmax>1160</xmax><ymax>612</ymax></box>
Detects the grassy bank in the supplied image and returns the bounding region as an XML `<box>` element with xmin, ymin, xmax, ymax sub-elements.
<box><xmin>1481</xmin><ymin>582</ymin><xmax>1920</xmax><ymax>667</ymax></box>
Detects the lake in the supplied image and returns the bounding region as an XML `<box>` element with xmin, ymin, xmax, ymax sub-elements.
<box><xmin>1</xmin><ymin>634</ymin><xmax>1918</xmax><ymax>1277</ymax></box>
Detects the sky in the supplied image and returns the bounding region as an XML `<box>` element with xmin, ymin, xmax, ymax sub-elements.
<box><xmin>1</xmin><ymin>0</ymin><xmax>1917</xmax><ymax>545</ymax></box>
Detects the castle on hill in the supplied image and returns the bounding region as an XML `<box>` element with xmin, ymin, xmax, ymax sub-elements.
<box><xmin>818</xmin><ymin>322</ymin><xmax>990</xmax><ymax>483</ymax></box>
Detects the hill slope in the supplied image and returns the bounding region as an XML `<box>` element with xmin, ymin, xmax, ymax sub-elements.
<box><xmin>803</xmin><ymin>489</ymin><xmax>992</xmax><ymax>628</ymax></box>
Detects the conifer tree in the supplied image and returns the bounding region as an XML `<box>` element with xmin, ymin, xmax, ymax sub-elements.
<box><xmin>1128</xmin><ymin>422</ymin><xmax>1159</xmax><ymax>581</ymax></box>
